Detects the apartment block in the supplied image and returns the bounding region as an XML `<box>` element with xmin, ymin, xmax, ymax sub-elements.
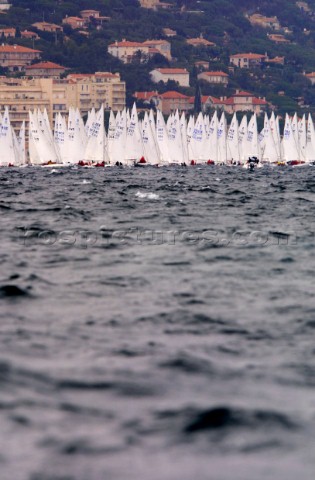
<box><xmin>0</xmin><ymin>72</ymin><xmax>125</xmax><ymax>131</ymax></box>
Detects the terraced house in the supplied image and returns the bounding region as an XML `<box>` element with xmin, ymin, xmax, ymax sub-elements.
<box><xmin>0</xmin><ymin>44</ymin><xmax>41</xmax><ymax>71</ymax></box>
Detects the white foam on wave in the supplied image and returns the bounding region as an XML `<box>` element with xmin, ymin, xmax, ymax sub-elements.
<box><xmin>82</xmin><ymin>180</ymin><xmax>91</xmax><ymax>184</ymax></box>
<box><xmin>135</xmin><ymin>191</ymin><xmax>159</xmax><ymax>200</ymax></box>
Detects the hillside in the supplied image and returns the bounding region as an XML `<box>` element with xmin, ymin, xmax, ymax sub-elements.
<box><xmin>2</xmin><ymin>0</ymin><xmax>315</xmax><ymax>114</ymax></box>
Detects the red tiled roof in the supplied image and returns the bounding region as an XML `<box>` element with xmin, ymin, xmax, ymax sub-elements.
<box><xmin>306</xmin><ymin>72</ymin><xmax>315</xmax><ymax>78</ymax></box>
<box><xmin>187</xmin><ymin>38</ymin><xmax>215</xmax><ymax>45</ymax></box>
<box><xmin>252</xmin><ymin>97</ymin><xmax>268</xmax><ymax>105</ymax></box>
<box><xmin>188</xmin><ymin>95</ymin><xmax>221</xmax><ymax>104</ymax></box>
<box><xmin>63</xmin><ymin>16</ymin><xmax>83</xmax><ymax>21</ymax></box>
<box><xmin>32</xmin><ymin>22</ymin><xmax>61</xmax><ymax>29</ymax></box>
<box><xmin>230</xmin><ymin>53</ymin><xmax>265</xmax><ymax>59</ymax></box>
<box><xmin>109</xmin><ymin>41</ymin><xmax>144</xmax><ymax>47</ymax></box>
<box><xmin>0</xmin><ymin>45</ymin><xmax>41</xmax><ymax>53</ymax></box>
<box><xmin>160</xmin><ymin>90</ymin><xmax>190</xmax><ymax>99</ymax></box>
<box><xmin>268</xmin><ymin>34</ymin><xmax>289</xmax><ymax>42</ymax></box>
<box><xmin>233</xmin><ymin>90</ymin><xmax>253</xmax><ymax>97</ymax></box>
<box><xmin>202</xmin><ymin>71</ymin><xmax>228</xmax><ymax>76</ymax></box>
<box><xmin>21</xmin><ymin>30</ymin><xmax>39</xmax><ymax>38</ymax></box>
<box><xmin>134</xmin><ymin>91</ymin><xmax>159</xmax><ymax>100</ymax></box>
<box><xmin>155</xmin><ymin>68</ymin><xmax>188</xmax><ymax>74</ymax></box>
<box><xmin>26</xmin><ymin>61</ymin><xmax>66</xmax><ymax>70</ymax></box>
<box><xmin>208</xmin><ymin>95</ymin><xmax>222</xmax><ymax>104</ymax></box>
<box><xmin>266</xmin><ymin>56</ymin><xmax>284</xmax><ymax>63</ymax></box>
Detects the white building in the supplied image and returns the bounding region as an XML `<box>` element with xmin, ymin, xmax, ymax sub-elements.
<box><xmin>139</xmin><ymin>0</ymin><xmax>161</xmax><ymax>9</ymax></box>
<box><xmin>108</xmin><ymin>39</ymin><xmax>171</xmax><ymax>63</ymax></box>
<box><xmin>197</xmin><ymin>71</ymin><xmax>228</xmax><ymax>85</ymax></box>
<box><xmin>150</xmin><ymin>68</ymin><xmax>190</xmax><ymax>87</ymax></box>
<box><xmin>0</xmin><ymin>1</ymin><xmax>11</xmax><ymax>11</ymax></box>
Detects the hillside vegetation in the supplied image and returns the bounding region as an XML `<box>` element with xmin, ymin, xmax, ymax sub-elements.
<box><xmin>3</xmin><ymin>0</ymin><xmax>315</xmax><ymax>113</ymax></box>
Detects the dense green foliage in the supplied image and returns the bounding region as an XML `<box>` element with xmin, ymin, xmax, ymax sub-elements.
<box><xmin>2</xmin><ymin>0</ymin><xmax>315</xmax><ymax>114</ymax></box>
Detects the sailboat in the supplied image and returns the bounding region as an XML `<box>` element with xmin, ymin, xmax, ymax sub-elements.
<box><xmin>141</xmin><ymin>111</ymin><xmax>160</xmax><ymax>165</ymax></box>
<box><xmin>205</xmin><ymin>111</ymin><xmax>218</xmax><ymax>164</ymax></box>
<box><xmin>67</xmin><ymin>108</ymin><xmax>87</xmax><ymax>165</ymax></box>
<box><xmin>238</xmin><ymin>115</ymin><xmax>248</xmax><ymax>165</ymax></box>
<box><xmin>125</xmin><ymin>103</ymin><xmax>145</xmax><ymax>166</ymax></box>
<box><xmin>156</xmin><ymin>110</ymin><xmax>171</xmax><ymax>165</ymax></box>
<box><xmin>245</xmin><ymin>114</ymin><xmax>260</xmax><ymax>161</ymax></box>
<box><xmin>227</xmin><ymin>113</ymin><xmax>240</xmax><ymax>164</ymax></box>
<box><xmin>84</xmin><ymin>105</ymin><xmax>109</xmax><ymax>165</ymax></box>
<box><xmin>217</xmin><ymin>112</ymin><xmax>227</xmax><ymax>165</ymax></box>
<box><xmin>261</xmin><ymin>113</ymin><xmax>279</xmax><ymax>164</ymax></box>
<box><xmin>111</xmin><ymin>108</ymin><xmax>127</xmax><ymax>165</ymax></box>
<box><xmin>281</xmin><ymin>113</ymin><xmax>300</xmax><ymax>164</ymax></box>
<box><xmin>168</xmin><ymin>110</ymin><xmax>186</xmax><ymax>165</ymax></box>
<box><xmin>0</xmin><ymin>107</ymin><xmax>21</xmax><ymax>166</ymax></box>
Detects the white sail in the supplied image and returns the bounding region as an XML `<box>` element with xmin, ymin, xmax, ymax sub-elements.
<box><xmin>207</xmin><ymin>111</ymin><xmax>218</xmax><ymax>162</ymax></box>
<box><xmin>0</xmin><ymin>107</ymin><xmax>18</xmax><ymax>166</ymax></box>
<box><xmin>168</xmin><ymin>110</ymin><xmax>185</xmax><ymax>164</ymax></box>
<box><xmin>124</xmin><ymin>103</ymin><xmax>144</xmax><ymax>164</ymax></box>
<box><xmin>85</xmin><ymin>108</ymin><xmax>96</xmax><ymax>137</ymax></box>
<box><xmin>281</xmin><ymin>113</ymin><xmax>299</xmax><ymax>162</ymax></box>
<box><xmin>17</xmin><ymin>121</ymin><xmax>26</xmax><ymax>165</ymax></box>
<box><xmin>261</xmin><ymin>114</ymin><xmax>278</xmax><ymax>163</ymax></box>
<box><xmin>107</xmin><ymin>110</ymin><xmax>116</xmax><ymax>163</ymax></box>
<box><xmin>54</xmin><ymin>112</ymin><xmax>68</xmax><ymax>163</ymax></box>
<box><xmin>305</xmin><ymin>113</ymin><xmax>315</xmax><ymax>162</ymax></box>
<box><xmin>217</xmin><ymin>112</ymin><xmax>227</xmax><ymax>164</ymax></box>
<box><xmin>38</xmin><ymin>109</ymin><xmax>61</xmax><ymax>163</ymax></box>
<box><xmin>298</xmin><ymin>114</ymin><xmax>307</xmax><ymax>162</ymax></box>
<box><xmin>269</xmin><ymin>112</ymin><xmax>281</xmax><ymax>160</ymax></box>
<box><xmin>227</xmin><ymin>113</ymin><xmax>240</xmax><ymax>163</ymax></box>
<box><xmin>166</xmin><ymin>114</ymin><xmax>173</xmax><ymax>137</ymax></box>
<box><xmin>156</xmin><ymin>110</ymin><xmax>170</xmax><ymax>164</ymax></box>
<box><xmin>141</xmin><ymin>111</ymin><xmax>159</xmax><ymax>164</ymax></box>
<box><xmin>111</xmin><ymin>108</ymin><xmax>127</xmax><ymax>164</ymax></box>
<box><xmin>238</xmin><ymin>115</ymin><xmax>248</xmax><ymax>163</ymax></box>
<box><xmin>84</xmin><ymin>105</ymin><xmax>108</xmax><ymax>163</ymax></box>
<box><xmin>149</xmin><ymin>109</ymin><xmax>156</xmax><ymax>131</ymax></box>
<box><xmin>28</xmin><ymin>111</ymin><xmax>43</xmax><ymax>165</ymax></box>
<box><xmin>180</xmin><ymin>112</ymin><xmax>189</xmax><ymax>164</ymax></box>
<box><xmin>189</xmin><ymin>112</ymin><xmax>207</xmax><ymax>162</ymax></box>
<box><xmin>245</xmin><ymin>114</ymin><xmax>259</xmax><ymax>159</ymax></box>
<box><xmin>186</xmin><ymin>115</ymin><xmax>194</xmax><ymax>156</ymax></box>
<box><xmin>66</xmin><ymin>108</ymin><xmax>87</xmax><ymax>164</ymax></box>
<box><xmin>291</xmin><ymin>112</ymin><xmax>298</xmax><ymax>145</ymax></box>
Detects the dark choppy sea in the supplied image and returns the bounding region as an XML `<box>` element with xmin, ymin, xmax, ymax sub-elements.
<box><xmin>0</xmin><ymin>165</ymin><xmax>315</xmax><ymax>480</ymax></box>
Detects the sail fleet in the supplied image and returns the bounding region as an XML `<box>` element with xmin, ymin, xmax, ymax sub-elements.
<box><xmin>1</xmin><ymin>104</ymin><xmax>315</xmax><ymax>166</ymax></box>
